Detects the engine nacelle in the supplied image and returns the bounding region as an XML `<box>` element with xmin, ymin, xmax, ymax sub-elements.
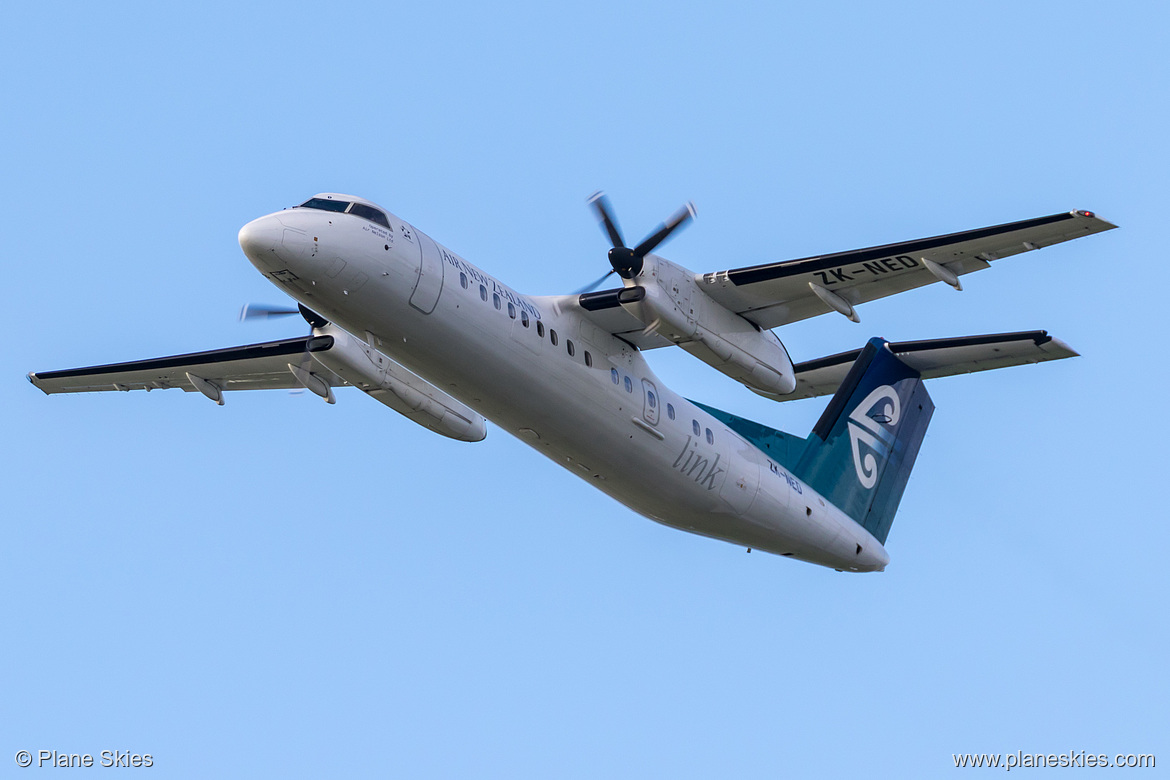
<box><xmin>680</xmin><ymin>326</ymin><xmax>796</xmax><ymax>398</ymax></box>
<box><xmin>622</xmin><ymin>265</ymin><xmax>796</xmax><ymax>397</ymax></box>
<box><xmin>312</xmin><ymin>326</ymin><xmax>487</xmax><ymax>442</ymax></box>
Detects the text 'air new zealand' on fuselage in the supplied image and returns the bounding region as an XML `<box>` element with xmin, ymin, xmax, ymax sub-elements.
<box><xmin>28</xmin><ymin>193</ymin><xmax>1116</xmax><ymax>571</ymax></box>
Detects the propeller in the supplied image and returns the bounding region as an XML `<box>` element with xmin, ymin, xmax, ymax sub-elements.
<box><xmin>239</xmin><ymin>302</ymin><xmax>328</xmax><ymax>328</ymax></box>
<box><xmin>573</xmin><ymin>270</ymin><xmax>617</xmax><ymax>295</ymax></box>
<box><xmin>238</xmin><ymin>301</ymin><xmax>334</xmax><ymax>402</ymax></box>
<box><xmin>239</xmin><ymin>303</ymin><xmax>298</xmax><ymax>321</ymax></box>
<box><xmin>585</xmin><ymin>191</ymin><xmax>696</xmax><ymax>285</ymax></box>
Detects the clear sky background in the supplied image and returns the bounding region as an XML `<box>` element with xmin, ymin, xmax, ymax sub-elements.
<box><xmin>3</xmin><ymin>2</ymin><xmax>1167</xmax><ymax>777</ymax></box>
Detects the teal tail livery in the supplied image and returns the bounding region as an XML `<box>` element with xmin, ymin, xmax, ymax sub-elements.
<box><xmin>796</xmin><ymin>338</ymin><xmax>933</xmax><ymax>545</ymax></box>
<box><xmin>698</xmin><ymin>337</ymin><xmax>931</xmax><ymax>546</ymax></box>
<box><xmin>697</xmin><ymin>331</ymin><xmax>1077</xmax><ymax>551</ymax></box>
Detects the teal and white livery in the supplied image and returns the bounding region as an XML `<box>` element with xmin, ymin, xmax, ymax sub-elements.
<box><xmin>29</xmin><ymin>193</ymin><xmax>1115</xmax><ymax>571</ymax></box>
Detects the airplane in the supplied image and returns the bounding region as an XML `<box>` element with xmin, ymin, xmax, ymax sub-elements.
<box><xmin>28</xmin><ymin>192</ymin><xmax>1115</xmax><ymax>572</ymax></box>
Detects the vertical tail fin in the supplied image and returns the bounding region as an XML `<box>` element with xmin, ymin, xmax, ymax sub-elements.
<box><xmin>794</xmin><ymin>338</ymin><xmax>935</xmax><ymax>544</ymax></box>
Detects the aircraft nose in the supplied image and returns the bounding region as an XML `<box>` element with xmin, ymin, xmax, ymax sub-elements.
<box><xmin>238</xmin><ymin>216</ymin><xmax>282</xmax><ymax>265</ymax></box>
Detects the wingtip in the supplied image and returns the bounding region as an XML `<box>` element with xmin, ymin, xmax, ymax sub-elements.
<box><xmin>1073</xmin><ymin>209</ymin><xmax>1119</xmax><ymax>230</ymax></box>
<box><xmin>1048</xmin><ymin>337</ymin><xmax>1080</xmax><ymax>358</ymax></box>
<box><xmin>27</xmin><ymin>372</ymin><xmax>51</xmax><ymax>395</ymax></box>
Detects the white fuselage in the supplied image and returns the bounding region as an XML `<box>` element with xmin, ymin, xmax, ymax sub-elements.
<box><xmin>238</xmin><ymin>198</ymin><xmax>889</xmax><ymax>572</ymax></box>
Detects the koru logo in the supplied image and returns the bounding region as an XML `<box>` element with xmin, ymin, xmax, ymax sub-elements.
<box><xmin>847</xmin><ymin>385</ymin><xmax>901</xmax><ymax>489</ymax></box>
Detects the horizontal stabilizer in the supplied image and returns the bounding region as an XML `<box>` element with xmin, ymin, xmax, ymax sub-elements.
<box><xmin>787</xmin><ymin>331</ymin><xmax>1077</xmax><ymax>401</ymax></box>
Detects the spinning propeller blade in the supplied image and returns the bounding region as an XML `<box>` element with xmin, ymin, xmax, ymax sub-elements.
<box><xmin>633</xmin><ymin>202</ymin><xmax>697</xmax><ymax>258</ymax></box>
<box><xmin>573</xmin><ymin>269</ymin><xmax>617</xmax><ymax>295</ymax></box>
<box><xmin>239</xmin><ymin>303</ymin><xmax>300</xmax><ymax>321</ymax></box>
<box><xmin>588</xmin><ymin>191</ymin><xmax>625</xmax><ymax>249</ymax></box>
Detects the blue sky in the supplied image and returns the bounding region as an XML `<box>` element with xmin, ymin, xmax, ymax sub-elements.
<box><xmin>3</xmin><ymin>1</ymin><xmax>1166</xmax><ymax>776</ymax></box>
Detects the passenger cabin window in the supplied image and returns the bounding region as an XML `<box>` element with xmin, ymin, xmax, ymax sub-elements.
<box><xmin>521</xmin><ymin>311</ymin><xmax>530</xmax><ymax>327</ymax></box>
<box><xmin>692</xmin><ymin>420</ymin><xmax>701</xmax><ymax>436</ymax></box>
<box><xmin>479</xmin><ymin>285</ymin><xmax>488</xmax><ymax>302</ymax></box>
<box><xmin>508</xmin><ymin>302</ymin><xmax>516</xmax><ymax>319</ymax></box>
<box><xmin>299</xmin><ymin>197</ymin><xmax>350</xmax><ymax>213</ymax></box>
<box><xmin>667</xmin><ymin>403</ymin><xmax>676</xmax><ymax>420</ymax></box>
<box><xmin>584</xmin><ymin>351</ymin><xmax>592</xmax><ymax>368</ymax></box>
<box><xmin>705</xmin><ymin>428</ymin><xmax>714</xmax><ymax>445</ymax></box>
<box><xmin>624</xmin><ymin>376</ymin><xmax>633</xmax><ymax>393</ymax></box>
<box><xmin>493</xmin><ymin>293</ymin><xmax>502</xmax><ymax>310</ymax></box>
<box><xmin>549</xmin><ymin>329</ymin><xmax>558</xmax><ymax>346</ymax></box>
<box><xmin>566</xmin><ymin>339</ymin><xmax>575</xmax><ymax>357</ymax></box>
<box><xmin>537</xmin><ymin>322</ymin><xmax>545</xmax><ymax>338</ymax></box>
<box><xmin>611</xmin><ymin>368</ymin><xmax>619</xmax><ymax>384</ymax></box>
<box><xmin>348</xmin><ymin>203</ymin><xmax>391</xmax><ymax>229</ymax></box>
<box><xmin>460</xmin><ymin>272</ymin><xmax>468</xmax><ymax>289</ymax></box>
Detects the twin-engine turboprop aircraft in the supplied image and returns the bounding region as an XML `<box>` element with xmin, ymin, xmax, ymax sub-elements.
<box><xmin>29</xmin><ymin>193</ymin><xmax>1115</xmax><ymax>571</ymax></box>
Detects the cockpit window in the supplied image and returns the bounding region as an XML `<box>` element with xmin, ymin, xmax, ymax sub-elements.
<box><xmin>299</xmin><ymin>198</ymin><xmax>350</xmax><ymax>213</ymax></box>
<box><xmin>349</xmin><ymin>203</ymin><xmax>391</xmax><ymax>229</ymax></box>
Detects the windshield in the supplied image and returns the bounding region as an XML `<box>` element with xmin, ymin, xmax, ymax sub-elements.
<box><xmin>297</xmin><ymin>198</ymin><xmax>391</xmax><ymax>229</ymax></box>
<box><xmin>299</xmin><ymin>198</ymin><xmax>350</xmax><ymax>213</ymax></box>
<box><xmin>348</xmin><ymin>203</ymin><xmax>391</xmax><ymax>229</ymax></box>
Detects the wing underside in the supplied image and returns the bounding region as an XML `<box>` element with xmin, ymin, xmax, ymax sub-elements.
<box><xmin>28</xmin><ymin>336</ymin><xmax>343</xmax><ymax>395</ymax></box>
<box><xmin>699</xmin><ymin>210</ymin><xmax>1116</xmax><ymax>330</ymax></box>
<box><xmin>570</xmin><ymin>210</ymin><xmax>1114</xmax><ymax>347</ymax></box>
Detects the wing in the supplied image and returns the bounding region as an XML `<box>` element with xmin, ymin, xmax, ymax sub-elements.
<box><xmin>698</xmin><ymin>210</ymin><xmax>1116</xmax><ymax>329</ymax></box>
<box><xmin>28</xmin><ymin>336</ymin><xmax>343</xmax><ymax>397</ymax></box>
<box><xmin>787</xmin><ymin>330</ymin><xmax>1078</xmax><ymax>401</ymax></box>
